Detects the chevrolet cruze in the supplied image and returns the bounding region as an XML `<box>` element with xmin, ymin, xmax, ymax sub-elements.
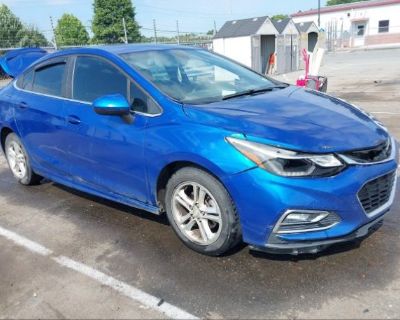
<box><xmin>0</xmin><ymin>45</ymin><xmax>398</xmax><ymax>256</ymax></box>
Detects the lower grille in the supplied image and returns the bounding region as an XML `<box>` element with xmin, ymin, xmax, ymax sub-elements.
<box><xmin>358</xmin><ymin>172</ymin><xmax>396</xmax><ymax>215</ymax></box>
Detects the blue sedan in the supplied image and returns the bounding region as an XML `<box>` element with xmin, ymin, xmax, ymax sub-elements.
<box><xmin>0</xmin><ymin>45</ymin><xmax>398</xmax><ymax>256</ymax></box>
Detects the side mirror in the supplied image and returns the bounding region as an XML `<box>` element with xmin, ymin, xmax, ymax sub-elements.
<box><xmin>93</xmin><ymin>94</ymin><xmax>130</xmax><ymax>116</ymax></box>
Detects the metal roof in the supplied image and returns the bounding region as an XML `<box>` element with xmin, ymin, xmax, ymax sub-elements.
<box><xmin>271</xmin><ymin>18</ymin><xmax>292</xmax><ymax>34</ymax></box>
<box><xmin>295</xmin><ymin>21</ymin><xmax>314</xmax><ymax>33</ymax></box>
<box><xmin>292</xmin><ymin>0</ymin><xmax>400</xmax><ymax>17</ymax></box>
<box><xmin>214</xmin><ymin>16</ymin><xmax>269</xmax><ymax>39</ymax></box>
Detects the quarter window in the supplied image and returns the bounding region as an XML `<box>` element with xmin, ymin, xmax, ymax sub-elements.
<box><xmin>22</xmin><ymin>70</ymin><xmax>34</xmax><ymax>90</ymax></box>
<box><xmin>73</xmin><ymin>56</ymin><xmax>128</xmax><ymax>102</ymax></box>
<box><xmin>32</xmin><ymin>63</ymin><xmax>66</xmax><ymax>97</ymax></box>
<box><xmin>378</xmin><ymin>20</ymin><xmax>389</xmax><ymax>33</ymax></box>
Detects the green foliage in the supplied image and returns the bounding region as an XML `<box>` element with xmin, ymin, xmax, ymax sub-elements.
<box><xmin>0</xmin><ymin>4</ymin><xmax>24</xmax><ymax>48</ymax></box>
<box><xmin>55</xmin><ymin>14</ymin><xmax>89</xmax><ymax>46</ymax></box>
<box><xmin>17</xmin><ymin>26</ymin><xmax>49</xmax><ymax>47</ymax></box>
<box><xmin>271</xmin><ymin>14</ymin><xmax>289</xmax><ymax>21</ymax></box>
<box><xmin>327</xmin><ymin>0</ymin><xmax>368</xmax><ymax>5</ymax></box>
<box><xmin>92</xmin><ymin>0</ymin><xmax>141</xmax><ymax>44</ymax></box>
<box><xmin>0</xmin><ymin>4</ymin><xmax>48</xmax><ymax>48</ymax></box>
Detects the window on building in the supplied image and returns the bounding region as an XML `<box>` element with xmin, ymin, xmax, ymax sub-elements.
<box><xmin>356</xmin><ymin>24</ymin><xmax>365</xmax><ymax>37</ymax></box>
<box><xmin>378</xmin><ymin>20</ymin><xmax>389</xmax><ymax>33</ymax></box>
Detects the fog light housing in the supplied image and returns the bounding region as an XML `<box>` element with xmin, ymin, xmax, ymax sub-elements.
<box><xmin>274</xmin><ymin>210</ymin><xmax>341</xmax><ymax>234</ymax></box>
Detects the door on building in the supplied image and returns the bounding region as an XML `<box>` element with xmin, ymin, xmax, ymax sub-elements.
<box><xmin>308</xmin><ymin>32</ymin><xmax>318</xmax><ymax>52</ymax></box>
<box><xmin>260</xmin><ymin>35</ymin><xmax>276</xmax><ymax>74</ymax></box>
<box><xmin>353</xmin><ymin>22</ymin><xmax>367</xmax><ymax>47</ymax></box>
<box><xmin>284</xmin><ymin>34</ymin><xmax>298</xmax><ymax>73</ymax></box>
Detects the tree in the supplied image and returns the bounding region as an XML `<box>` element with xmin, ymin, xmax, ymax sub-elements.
<box><xmin>55</xmin><ymin>14</ymin><xmax>89</xmax><ymax>46</ymax></box>
<box><xmin>17</xmin><ymin>26</ymin><xmax>49</xmax><ymax>47</ymax></box>
<box><xmin>92</xmin><ymin>0</ymin><xmax>141</xmax><ymax>44</ymax></box>
<box><xmin>0</xmin><ymin>5</ymin><xmax>48</xmax><ymax>48</ymax></box>
<box><xmin>327</xmin><ymin>0</ymin><xmax>368</xmax><ymax>5</ymax></box>
<box><xmin>0</xmin><ymin>4</ymin><xmax>24</xmax><ymax>48</ymax></box>
<box><xmin>271</xmin><ymin>14</ymin><xmax>289</xmax><ymax>21</ymax></box>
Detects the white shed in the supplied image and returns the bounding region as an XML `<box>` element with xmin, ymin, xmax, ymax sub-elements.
<box><xmin>272</xmin><ymin>18</ymin><xmax>301</xmax><ymax>73</ymax></box>
<box><xmin>213</xmin><ymin>16</ymin><xmax>279</xmax><ymax>74</ymax></box>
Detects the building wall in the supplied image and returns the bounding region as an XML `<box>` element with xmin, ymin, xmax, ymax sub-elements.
<box><xmin>293</xmin><ymin>3</ymin><xmax>400</xmax><ymax>47</ymax></box>
<box><xmin>212</xmin><ymin>36</ymin><xmax>252</xmax><ymax>67</ymax></box>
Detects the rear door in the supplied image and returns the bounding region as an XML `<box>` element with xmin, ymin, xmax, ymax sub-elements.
<box><xmin>13</xmin><ymin>58</ymin><xmax>71</xmax><ymax>177</ymax></box>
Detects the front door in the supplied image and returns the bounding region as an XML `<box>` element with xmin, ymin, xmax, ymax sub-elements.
<box><xmin>353</xmin><ymin>22</ymin><xmax>366</xmax><ymax>47</ymax></box>
<box><xmin>62</xmin><ymin>55</ymin><xmax>149</xmax><ymax>203</ymax></box>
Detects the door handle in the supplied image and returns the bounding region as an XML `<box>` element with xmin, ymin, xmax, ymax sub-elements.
<box><xmin>19</xmin><ymin>101</ymin><xmax>28</xmax><ymax>109</ymax></box>
<box><xmin>66</xmin><ymin>115</ymin><xmax>81</xmax><ymax>125</ymax></box>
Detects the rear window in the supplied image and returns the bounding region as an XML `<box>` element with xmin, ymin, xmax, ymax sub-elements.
<box><xmin>32</xmin><ymin>63</ymin><xmax>66</xmax><ymax>97</ymax></box>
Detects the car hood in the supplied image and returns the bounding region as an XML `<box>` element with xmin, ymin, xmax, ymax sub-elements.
<box><xmin>183</xmin><ymin>86</ymin><xmax>389</xmax><ymax>153</ymax></box>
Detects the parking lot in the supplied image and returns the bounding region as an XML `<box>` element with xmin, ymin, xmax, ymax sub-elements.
<box><xmin>1</xmin><ymin>48</ymin><xmax>400</xmax><ymax>319</ymax></box>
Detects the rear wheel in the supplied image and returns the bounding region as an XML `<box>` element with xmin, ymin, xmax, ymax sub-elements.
<box><xmin>165</xmin><ymin>167</ymin><xmax>241</xmax><ymax>256</ymax></box>
<box><xmin>5</xmin><ymin>133</ymin><xmax>42</xmax><ymax>185</ymax></box>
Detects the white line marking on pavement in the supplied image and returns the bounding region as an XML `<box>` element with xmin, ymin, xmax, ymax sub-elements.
<box><xmin>371</xmin><ymin>112</ymin><xmax>400</xmax><ymax>115</ymax></box>
<box><xmin>53</xmin><ymin>255</ymin><xmax>198</xmax><ymax>320</ymax></box>
<box><xmin>0</xmin><ymin>225</ymin><xmax>198</xmax><ymax>319</ymax></box>
<box><xmin>0</xmin><ymin>225</ymin><xmax>53</xmax><ymax>256</ymax></box>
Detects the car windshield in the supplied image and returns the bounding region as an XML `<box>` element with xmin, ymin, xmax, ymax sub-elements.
<box><xmin>120</xmin><ymin>49</ymin><xmax>279</xmax><ymax>104</ymax></box>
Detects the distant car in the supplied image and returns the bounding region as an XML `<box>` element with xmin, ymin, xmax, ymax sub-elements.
<box><xmin>0</xmin><ymin>45</ymin><xmax>398</xmax><ymax>256</ymax></box>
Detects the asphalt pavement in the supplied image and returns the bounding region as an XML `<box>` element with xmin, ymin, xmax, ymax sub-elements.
<box><xmin>1</xmin><ymin>48</ymin><xmax>400</xmax><ymax>319</ymax></box>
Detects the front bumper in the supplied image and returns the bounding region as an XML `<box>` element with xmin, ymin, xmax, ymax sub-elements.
<box><xmin>223</xmin><ymin>142</ymin><xmax>398</xmax><ymax>254</ymax></box>
<box><xmin>250</xmin><ymin>212</ymin><xmax>386</xmax><ymax>255</ymax></box>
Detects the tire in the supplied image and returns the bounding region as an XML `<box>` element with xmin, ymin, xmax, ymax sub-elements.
<box><xmin>4</xmin><ymin>133</ymin><xmax>42</xmax><ymax>185</ymax></box>
<box><xmin>165</xmin><ymin>167</ymin><xmax>241</xmax><ymax>256</ymax></box>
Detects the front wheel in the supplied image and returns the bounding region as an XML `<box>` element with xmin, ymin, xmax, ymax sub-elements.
<box><xmin>4</xmin><ymin>133</ymin><xmax>42</xmax><ymax>185</ymax></box>
<box><xmin>165</xmin><ymin>167</ymin><xmax>241</xmax><ymax>256</ymax></box>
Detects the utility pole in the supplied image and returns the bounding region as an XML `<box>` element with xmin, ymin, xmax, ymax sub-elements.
<box><xmin>50</xmin><ymin>16</ymin><xmax>58</xmax><ymax>50</ymax></box>
<box><xmin>122</xmin><ymin>18</ymin><xmax>128</xmax><ymax>44</ymax></box>
<box><xmin>176</xmin><ymin>20</ymin><xmax>180</xmax><ymax>45</ymax></box>
<box><xmin>214</xmin><ymin>20</ymin><xmax>217</xmax><ymax>36</ymax></box>
<box><xmin>318</xmin><ymin>0</ymin><xmax>321</xmax><ymax>28</ymax></box>
<box><xmin>153</xmin><ymin>19</ymin><xmax>158</xmax><ymax>44</ymax></box>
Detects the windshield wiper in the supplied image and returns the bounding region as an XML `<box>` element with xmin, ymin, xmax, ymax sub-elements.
<box><xmin>222</xmin><ymin>85</ymin><xmax>289</xmax><ymax>101</ymax></box>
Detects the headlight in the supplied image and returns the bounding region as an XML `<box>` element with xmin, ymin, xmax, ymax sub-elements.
<box><xmin>227</xmin><ymin>137</ymin><xmax>345</xmax><ymax>177</ymax></box>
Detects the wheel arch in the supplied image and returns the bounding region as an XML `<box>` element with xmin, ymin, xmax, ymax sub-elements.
<box><xmin>156</xmin><ymin>160</ymin><xmax>229</xmax><ymax>212</ymax></box>
<box><xmin>0</xmin><ymin>127</ymin><xmax>14</xmax><ymax>153</ymax></box>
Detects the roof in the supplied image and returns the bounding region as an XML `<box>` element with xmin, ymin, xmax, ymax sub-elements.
<box><xmin>295</xmin><ymin>21</ymin><xmax>315</xmax><ymax>33</ymax></box>
<box><xmin>292</xmin><ymin>0</ymin><xmax>400</xmax><ymax>17</ymax></box>
<box><xmin>22</xmin><ymin>44</ymin><xmax>197</xmax><ymax>68</ymax></box>
<box><xmin>93</xmin><ymin>44</ymin><xmax>192</xmax><ymax>54</ymax></box>
<box><xmin>214</xmin><ymin>16</ymin><xmax>269</xmax><ymax>39</ymax></box>
<box><xmin>271</xmin><ymin>18</ymin><xmax>292</xmax><ymax>34</ymax></box>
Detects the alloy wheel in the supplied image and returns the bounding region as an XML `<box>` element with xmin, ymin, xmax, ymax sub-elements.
<box><xmin>6</xmin><ymin>141</ymin><xmax>27</xmax><ymax>179</ymax></box>
<box><xmin>172</xmin><ymin>182</ymin><xmax>222</xmax><ymax>245</ymax></box>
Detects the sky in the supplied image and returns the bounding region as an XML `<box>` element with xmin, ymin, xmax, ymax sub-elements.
<box><xmin>0</xmin><ymin>0</ymin><xmax>327</xmax><ymax>38</ymax></box>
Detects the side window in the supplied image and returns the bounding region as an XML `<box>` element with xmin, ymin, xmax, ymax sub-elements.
<box><xmin>73</xmin><ymin>56</ymin><xmax>128</xmax><ymax>102</ymax></box>
<box><xmin>32</xmin><ymin>63</ymin><xmax>66</xmax><ymax>97</ymax></box>
<box><xmin>129</xmin><ymin>82</ymin><xmax>160</xmax><ymax>115</ymax></box>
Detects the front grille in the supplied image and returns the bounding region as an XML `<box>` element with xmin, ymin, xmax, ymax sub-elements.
<box><xmin>358</xmin><ymin>172</ymin><xmax>396</xmax><ymax>215</ymax></box>
<box><xmin>342</xmin><ymin>139</ymin><xmax>391</xmax><ymax>164</ymax></box>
